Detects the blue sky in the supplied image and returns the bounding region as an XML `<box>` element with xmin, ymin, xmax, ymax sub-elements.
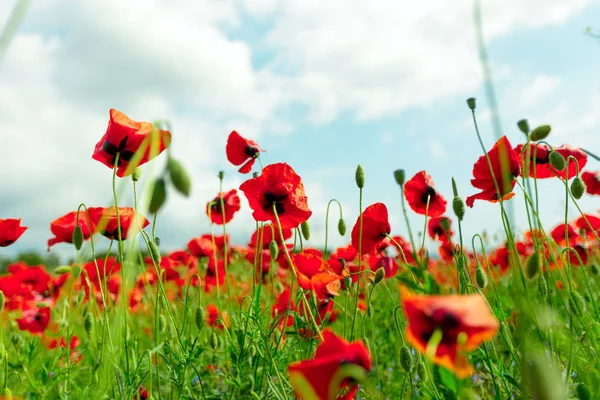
<box><xmin>1</xmin><ymin>0</ymin><xmax>600</xmax><ymax>260</ymax></box>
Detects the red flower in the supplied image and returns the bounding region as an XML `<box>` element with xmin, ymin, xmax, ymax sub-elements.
<box><xmin>272</xmin><ymin>288</ymin><xmax>295</xmax><ymax>329</ymax></box>
<box><xmin>17</xmin><ymin>305</ymin><xmax>51</xmax><ymax>335</ymax></box>
<box><xmin>515</xmin><ymin>143</ymin><xmax>587</xmax><ymax>180</ymax></box>
<box><xmin>0</xmin><ymin>218</ymin><xmax>27</xmax><ymax>247</ymax></box>
<box><xmin>582</xmin><ymin>171</ymin><xmax>600</xmax><ymax>195</ymax></box>
<box><xmin>366</xmin><ymin>254</ymin><xmax>398</xmax><ymax>278</ymax></box>
<box><xmin>88</xmin><ymin>207</ymin><xmax>149</xmax><ymax>241</ymax></box>
<box><xmin>401</xmin><ymin>287</ymin><xmax>499</xmax><ymax>379</ymax></box>
<box><xmin>226</xmin><ymin>130</ymin><xmax>265</xmax><ymax>174</ymax></box>
<box><xmin>187</xmin><ymin>235</ymin><xmax>216</xmax><ymax>258</ymax></box>
<box><xmin>466</xmin><ymin>136</ymin><xmax>520</xmax><ymax>208</ymax></box>
<box><xmin>428</xmin><ymin>216</ymin><xmax>452</xmax><ymax>241</ymax></box>
<box><xmin>206</xmin><ymin>189</ymin><xmax>241</xmax><ymax>225</ymax></box>
<box><xmin>404</xmin><ymin>171</ymin><xmax>447</xmax><ymax>217</ymax></box>
<box><xmin>47</xmin><ymin>211</ymin><xmax>95</xmax><ymax>250</ymax></box>
<box><xmin>92</xmin><ymin>109</ymin><xmax>171</xmax><ymax>177</ymax></box>
<box><xmin>240</xmin><ymin>163</ymin><xmax>312</xmax><ymax>229</ymax></box>
<box><xmin>330</xmin><ymin>244</ymin><xmax>358</xmax><ymax>262</ymax></box>
<box><xmin>574</xmin><ymin>214</ymin><xmax>600</xmax><ymax>239</ymax></box>
<box><xmin>293</xmin><ymin>252</ymin><xmax>341</xmax><ymax>299</ymax></box>
<box><xmin>351</xmin><ymin>203</ymin><xmax>391</xmax><ymax>255</ymax></box>
<box><xmin>550</xmin><ymin>223</ymin><xmax>579</xmax><ymax>247</ymax></box>
<box><xmin>288</xmin><ymin>329</ymin><xmax>372</xmax><ymax>400</ymax></box>
<box><xmin>249</xmin><ymin>224</ymin><xmax>292</xmax><ymax>249</ymax></box>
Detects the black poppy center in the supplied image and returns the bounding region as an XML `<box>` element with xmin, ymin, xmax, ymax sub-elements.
<box><xmin>433</xmin><ymin>226</ymin><xmax>445</xmax><ymax>237</ymax></box>
<box><xmin>103</xmin><ymin>136</ymin><xmax>136</xmax><ymax>166</ymax></box>
<box><xmin>244</xmin><ymin>145</ymin><xmax>259</xmax><ymax>158</ymax></box>
<box><xmin>211</xmin><ymin>197</ymin><xmax>224</xmax><ymax>213</ymax></box>
<box><xmin>262</xmin><ymin>191</ymin><xmax>288</xmax><ymax>214</ymax></box>
<box><xmin>420</xmin><ymin>186</ymin><xmax>437</xmax><ymax>204</ymax></box>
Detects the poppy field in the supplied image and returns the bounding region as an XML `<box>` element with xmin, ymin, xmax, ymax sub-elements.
<box><xmin>1</xmin><ymin>102</ymin><xmax>600</xmax><ymax>400</ymax></box>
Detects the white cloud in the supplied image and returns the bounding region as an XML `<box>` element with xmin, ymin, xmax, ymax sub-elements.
<box><xmin>519</xmin><ymin>75</ymin><xmax>561</xmax><ymax>108</ymax></box>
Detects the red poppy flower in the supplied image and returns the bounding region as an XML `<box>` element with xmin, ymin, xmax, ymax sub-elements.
<box><xmin>0</xmin><ymin>218</ymin><xmax>27</xmax><ymax>247</ymax></box>
<box><xmin>404</xmin><ymin>171</ymin><xmax>447</xmax><ymax>217</ymax></box>
<box><xmin>351</xmin><ymin>203</ymin><xmax>391</xmax><ymax>255</ymax></box>
<box><xmin>515</xmin><ymin>143</ymin><xmax>587</xmax><ymax>180</ymax></box>
<box><xmin>88</xmin><ymin>207</ymin><xmax>149</xmax><ymax>241</ymax></box>
<box><xmin>205</xmin><ymin>258</ymin><xmax>226</xmax><ymax>290</ymax></box>
<box><xmin>206</xmin><ymin>189</ymin><xmax>241</xmax><ymax>225</ymax></box>
<box><xmin>46</xmin><ymin>335</ymin><xmax>82</xmax><ymax>364</ymax></box>
<box><xmin>288</xmin><ymin>329</ymin><xmax>372</xmax><ymax>400</ymax></box>
<box><xmin>390</xmin><ymin>235</ymin><xmax>415</xmax><ymax>265</ymax></box>
<box><xmin>226</xmin><ymin>130</ymin><xmax>265</xmax><ymax>174</ymax></box>
<box><xmin>272</xmin><ymin>288</ymin><xmax>295</xmax><ymax>329</ymax></box>
<box><xmin>401</xmin><ymin>287</ymin><xmax>499</xmax><ymax>379</ymax></box>
<box><xmin>17</xmin><ymin>305</ymin><xmax>51</xmax><ymax>335</ymax></box>
<box><xmin>330</xmin><ymin>244</ymin><xmax>358</xmax><ymax>262</ymax></box>
<box><xmin>92</xmin><ymin>109</ymin><xmax>171</xmax><ymax>177</ymax></box>
<box><xmin>293</xmin><ymin>252</ymin><xmax>341</xmax><ymax>299</ymax></box>
<box><xmin>240</xmin><ymin>163</ymin><xmax>312</xmax><ymax>229</ymax></box>
<box><xmin>47</xmin><ymin>211</ymin><xmax>95</xmax><ymax>250</ymax></box>
<box><xmin>187</xmin><ymin>235</ymin><xmax>216</xmax><ymax>258</ymax></box>
<box><xmin>428</xmin><ymin>216</ymin><xmax>453</xmax><ymax>241</ymax></box>
<box><xmin>550</xmin><ymin>223</ymin><xmax>579</xmax><ymax>247</ymax></box>
<box><xmin>490</xmin><ymin>242</ymin><xmax>527</xmax><ymax>274</ymax></box>
<box><xmin>366</xmin><ymin>254</ymin><xmax>398</xmax><ymax>278</ymax></box>
<box><xmin>249</xmin><ymin>224</ymin><xmax>292</xmax><ymax>249</ymax></box>
<box><xmin>11</xmin><ymin>264</ymin><xmax>51</xmax><ymax>296</ymax></box>
<box><xmin>568</xmin><ymin>244</ymin><xmax>588</xmax><ymax>266</ymax></box>
<box><xmin>582</xmin><ymin>171</ymin><xmax>600</xmax><ymax>195</ymax></box>
<box><xmin>466</xmin><ymin>136</ymin><xmax>520</xmax><ymax>208</ymax></box>
<box><xmin>574</xmin><ymin>214</ymin><xmax>600</xmax><ymax>239</ymax></box>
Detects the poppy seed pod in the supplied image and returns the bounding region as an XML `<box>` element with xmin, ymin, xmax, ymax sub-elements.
<box><xmin>549</xmin><ymin>151</ymin><xmax>566</xmax><ymax>171</ymax></box>
<box><xmin>149</xmin><ymin>178</ymin><xmax>167</xmax><ymax>214</ymax></box>
<box><xmin>148</xmin><ymin>240</ymin><xmax>161</xmax><ymax>265</ymax></box>
<box><xmin>475</xmin><ymin>266</ymin><xmax>488</xmax><ymax>288</ymax></box>
<box><xmin>84</xmin><ymin>313</ymin><xmax>93</xmax><ymax>337</ymax></box>
<box><xmin>338</xmin><ymin>218</ymin><xmax>347</xmax><ymax>236</ymax></box>
<box><xmin>218</xmin><ymin>170</ymin><xmax>225</xmax><ymax>180</ymax></box>
<box><xmin>400</xmin><ymin>346</ymin><xmax>413</xmax><ymax>372</ymax></box>
<box><xmin>530</xmin><ymin>125</ymin><xmax>551</xmax><ymax>141</ymax></box>
<box><xmin>394</xmin><ymin>169</ymin><xmax>406</xmax><ymax>186</ymax></box>
<box><xmin>155</xmin><ymin>237</ymin><xmax>161</xmax><ymax>247</ymax></box>
<box><xmin>355</xmin><ymin>165</ymin><xmax>365</xmax><ymax>188</ymax></box>
<box><xmin>344</xmin><ymin>275</ymin><xmax>352</xmax><ymax>289</ymax></box>
<box><xmin>417</xmin><ymin>361</ymin><xmax>427</xmax><ymax>381</ymax></box>
<box><xmin>195</xmin><ymin>307</ymin><xmax>205</xmax><ymax>332</ymax></box>
<box><xmin>301</xmin><ymin>221</ymin><xmax>310</xmax><ymax>241</ymax></box>
<box><xmin>374</xmin><ymin>267</ymin><xmax>385</xmax><ymax>284</ymax></box>
<box><xmin>72</xmin><ymin>225</ymin><xmax>84</xmax><ymax>250</ymax></box>
<box><xmin>453</xmin><ymin>196</ymin><xmax>465</xmax><ymax>221</ymax></box>
<box><xmin>591</xmin><ymin>264</ymin><xmax>599</xmax><ymax>275</ymax></box>
<box><xmin>525</xmin><ymin>253</ymin><xmax>541</xmax><ymax>279</ymax></box>
<box><xmin>167</xmin><ymin>158</ymin><xmax>192</xmax><ymax>197</ymax></box>
<box><xmin>210</xmin><ymin>332</ymin><xmax>218</xmax><ymax>350</ymax></box>
<box><xmin>132</xmin><ymin>167</ymin><xmax>142</xmax><ymax>182</ymax></box>
<box><xmin>517</xmin><ymin>119</ymin><xmax>530</xmax><ymax>135</ymax></box>
<box><xmin>571</xmin><ymin>177</ymin><xmax>586</xmax><ymax>199</ymax></box>
<box><xmin>466</xmin><ymin>97</ymin><xmax>476</xmax><ymax>110</ymax></box>
<box><xmin>53</xmin><ymin>266</ymin><xmax>72</xmax><ymax>275</ymax></box>
<box><xmin>439</xmin><ymin>217</ymin><xmax>451</xmax><ymax>232</ymax></box>
<box><xmin>269</xmin><ymin>240</ymin><xmax>279</xmax><ymax>259</ymax></box>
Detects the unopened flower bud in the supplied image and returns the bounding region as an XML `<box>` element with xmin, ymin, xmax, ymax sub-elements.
<box><xmin>195</xmin><ymin>307</ymin><xmax>205</xmax><ymax>332</ymax></box>
<box><xmin>72</xmin><ymin>226</ymin><xmax>84</xmax><ymax>250</ymax></box>
<box><xmin>167</xmin><ymin>157</ymin><xmax>192</xmax><ymax>197</ymax></box>
<box><xmin>343</xmin><ymin>276</ymin><xmax>352</xmax><ymax>289</ymax></box>
<box><xmin>84</xmin><ymin>313</ymin><xmax>93</xmax><ymax>337</ymax></box>
<box><xmin>466</xmin><ymin>97</ymin><xmax>476</xmax><ymax>110</ymax></box>
<box><xmin>148</xmin><ymin>240</ymin><xmax>161</xmax><ymax>265</ymax></box>
<box><xmin>301</xmin><ymin>221</ymin><xmax>310</xmax><ymax>241</ymax></box>
<box><xmin>517</xmin><ymin>119</ymin><xmax>530</xmax><ymax>134</ymax></box>
<box><xmin>155</xmin><ymin>237</ymin><xmax>161</xmax><ymax>247</ymax></box>
<box><xmin>400</xmin><ymin>346</ymin><xmax>413</xmax><ymax>372</ymax></box>
<box><xmin>218</xmin><ymin>170</ymin><xmax>225</xmax><ymax>180</ymax></box>
<box><xmin>525</xmin><ymin>253</ymin><xmax>541</xmax><ymax>279</ymax></box>
<box><xmin>338</xmin><ymin>218</ymin><xmax>347</xmax><ymax>236</ymax></box>
<box><xmin>71</xmin><ymin>266</ymin><xmax>81</xmax><ymax>279</ymax></box>
<box><xmin>269</xmin><ymin>240</ymin><xmax>279</xmax><ymax>260</ymax></box>
<box><xmin>210</xmin><ymin>332</ymin><xmax>218</xmax><ymax>350</ymax></box>
<box><xmin>571</xmin><ymin>177</ymin><xmax>586</xmax><ymax>200</ymax></box>
<box><xmin>374</xmin><ymin>267</ymin><xmax>385</xmax><ymax>284</ymax></box>
<box><xmin>132</xmin><ymin>167</ymin><xmax>142</xmax><ymax>182</ymax></box>
<box><xmin>355</xmin><ymin>165</ymin><xmax>365</xmax><ymax>189</ymax></box>
<box><xmin>149</xmin><ymin>178</ymin><xmax>167</xmax><ymax>214</ymax></box>
<box><xmin>440</xmin><ymin>217</ymin><xmax>451</xmax><ymax>232</ymax></box>
<box><xmin>453</xmin><ymin>196</ymin><xmax>465</xmax><ymax>221</ymax></box>
<box><xmin>475</xmin><ymin>266</ymin><xmax>488</xmax><ymax>288</ymax></box>
<box><xmin>549</xmin><ymin>151</ymin><xmax>565</xmax><ymax>171</ymax></box>
<box><xmin>591</xmin><ymin>264</ymin><xmax>599</xmax><ymax>275</ymax></box>
<box><xmin>252</xmin><ymin>172</ymin><xmax>259</xmax><ymax>179</ymax></box>
<box><xmin>394</xmin><ymin>169</ymin><xmax>405</xmax><ymax>186</ymax></box>
<box><xmin>417</xmin><ymin>361</ymin><xmax>427</xmax><ymax>381</ymax></box>
<box><xmin>530</xmin><ymin>125</ymin><xmax>551</xmax><ymax>142</ymax></box>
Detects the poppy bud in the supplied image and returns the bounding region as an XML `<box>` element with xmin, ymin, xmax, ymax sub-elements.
<box><xmin>84</xmin><ymin>314</ymin><xmax>93</xmax><ymax>337</ymax></box>
<box><xmin>400</xmin><ymin>346</ymin><xmax>413</xmax><ymax>372</ymax></box>
<box><xmin>252</xmin><ymin>172</ymin><xmax>259</xmax><ymax>179</ymax></box>
<box><xmin>525</xmin><ymin>253</ymin><xmax>541</xmax><ymax>279</ymax></box>
<box><xmin>439</xmin><ymin>217</ymin><xmax>451</xmax><ymax>232</ymax></box>
<box><xmin>148</xmin><ymin>240</ymin><xmax>161</xmax><ymax>265</ymax></box>
<box><xmin>591</xmin><ymin>264</ymin><xmax>599</xmax><ymax>275</ymax></box>
<box><xmin>132</xmin><ymin>167</ymin><xmax>142</xmax><ymax>182</ymax></box>
<box><xmin>344</xmin><ymin>276</ymin><xmax>352</xmax><ymax>289</ymax></box>
<box><xmin>149</xmin><ymin>178</ymin><xmax>167</xmax><ymax>214</ymax></box>
<box><xmin>167</xmin><ymin>158</ymin><xmax>192</xmax><ymax>197</ymax></box>
<box><xmin>466</xmin><ymin>97</ymin><xmax>476</xmax><ymax>110</ymax></box>
<box><xmin>530</xmin><ymin>125</ymin><xmax>551</xmax><ymax>141</ymax></box>
<box><xmin>269</xmin><ymin>240</ymin><xmax>279</xmax><ymax>260</ymax></box>
<box><xmin>210</xmin><ymin>332</ymin><xmax>218</xmax><ymax>350</ymax></box>
<box><xmin>453</xmin><ymin>196</ymin><xmax>465</xmax><ymax>221</ymax></box>
<box><xmin>53</xmin><ymin>266</ymin><xmax>72</xmax><ymax>275</ymax></box>
<box><xmin>570</xmin><ymin>291</ymin><xmax>586</xmax><ymax>317</ymax></box>
<box><xmin>394</xmin><ymin>169</ymin><xmax>406</xmax><ymax>186</ymax></box>
<box><xmin>155</xmin><ymin>237</ymin><xmax>161</xmax><ymax>247</ymax></box>
<box><xmin>475</xmin><ymin>266</ymin><xmax>488</xmax><ymax>288</ymax></box>
<box><xmin>0</xmin><ymin>291</ymin><xmax>4</xmax><ymax>313</ymax></box>
<box><xmin>517</xmin><ymin>119</ymin><xmax>530</xmax><ymax>134</ymax></box>
<box><xmin>374</xmin><ymin>267</ymin><xmax>385</xmax><ymax>284</ymax></box>
<box><xmin>37</xmin><ymin>302</ymin><xmax>50</xmax><ymax>308</ymax></box>
<box><xmin>195</xmin><ymin>307</ymin><xmax>205</xmax><ymax>332</ymax></box>
<box><xmin>72</xmin><ymin>226</ymin><xmax>84</xmax><ymax>250</ymax></box>
<box><xmin>300</xmin><ymin>221</ymin><xmax>310</xmax><ymax>241</ymax></box>
<box><xmin>355</xmin><ymin>165</ymin><xmax>365</xmax><ymax>189</ymax></box>
<box><xmin>338</xmin><ymin>218</ymin><xmax>347</xmax><ymax>236</ymax></box>
<box><xmin>218</xmin><ymin>170</ymin><xmax>225</xmax><ymax>180</ymax></box>
<box><xmin>71</xmin><ymin>266</ymin><xmax>81</xmax><ymax>279</ymax></box>
<box><xmin>538</xmin><ymin>275</ymin><xmax>548</xmax><ymax>297</ymax></box>
<box><xmin>571</xmin><ymin>177</ymin><xmax>586</xmax><ymax>200</ymax></box>
<box><xmin>417</xmin><ymin>361</ymin><xmax>427</xmax><ymax>381</ymax></box>
<box><xmin>11</xmin><ymin>333</ymin><xmax>22</xmax><ymax>348</ymax></box>
<box><xmin>549</xmin><ymin>151</ymin><xmax>566</xmax><ymax>171</ymax></box>
<box><xmin>577</xmin><ymin>383</ymin><xmax>591</xmax><ymax>400</ymax></box>
<box><xmin>158</xmin><ymin>314</ymin><xmax>167</xmax><ymax>334</ymax></box>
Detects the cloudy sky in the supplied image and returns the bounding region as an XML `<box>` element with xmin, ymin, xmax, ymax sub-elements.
<box><xmin>1</xmin><ymin>0</ymin><xmax>600</xmax><ymax>260</ymax></box>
